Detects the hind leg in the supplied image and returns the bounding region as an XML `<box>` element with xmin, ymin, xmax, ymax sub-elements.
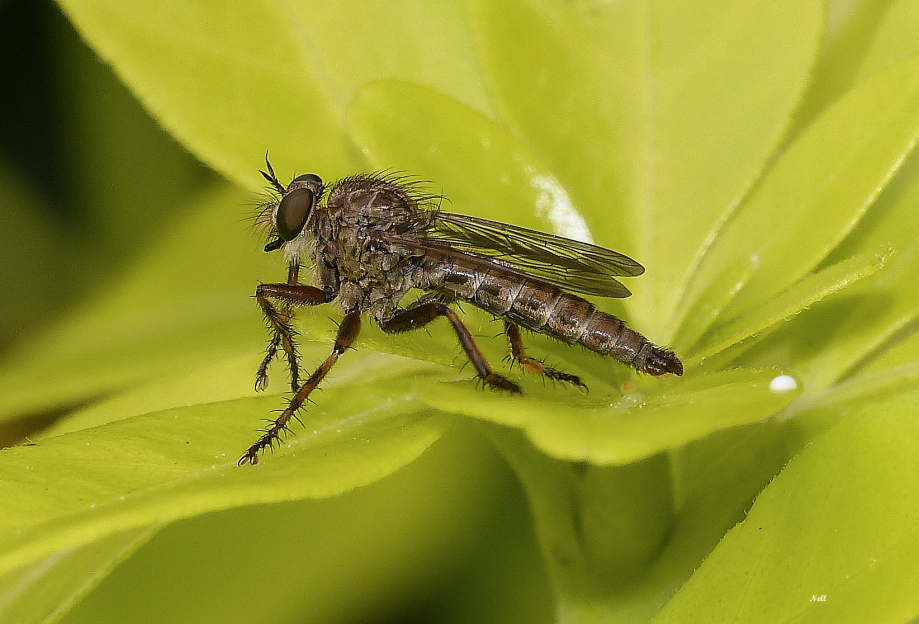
<box><xmin>504</xmin><ymin>321</ymin><xmax>587</xmax><ymax>392</ymax></box>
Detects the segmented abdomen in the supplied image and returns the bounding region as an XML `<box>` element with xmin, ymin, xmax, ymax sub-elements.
<box><xmin>422</xmin><ymin>255</ymin><xmax>682</xmax><ymax>376</ymax></box>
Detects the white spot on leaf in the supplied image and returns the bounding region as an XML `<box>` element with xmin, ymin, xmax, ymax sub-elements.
<box><xmin>769</xmin><ymin>374</ymin><xmax>798</xmax><ymax>393</ymax></box>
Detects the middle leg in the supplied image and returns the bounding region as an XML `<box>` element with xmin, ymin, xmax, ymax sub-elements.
<box><xmin>380</xmin><ymin>301</ymin><xmax>520</xmax><ymax>394</ymax></box>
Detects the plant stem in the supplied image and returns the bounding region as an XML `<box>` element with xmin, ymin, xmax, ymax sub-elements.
<box><xmin>478</xmin><ymin>422</ymin><xmax>674</xmax><ymax>623</ymax></box>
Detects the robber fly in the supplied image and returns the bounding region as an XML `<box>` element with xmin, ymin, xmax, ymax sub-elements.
<box><xmin>239</xmin><ymin>160</ymin><xmax>683</xmax><ymax>465</ymax></box>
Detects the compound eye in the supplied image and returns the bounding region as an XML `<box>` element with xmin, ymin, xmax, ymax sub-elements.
<box><xmin>276</xmin><ymin>188</ymin><xmax>314</xmax><ymax>241</ymax></box>
<box><xmin>291</xmin><ymin>173</ymin><xmax>323</xmax><ymax>186</ymax></box>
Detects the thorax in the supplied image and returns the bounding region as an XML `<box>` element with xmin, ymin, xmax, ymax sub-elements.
<box><xmin>309</xmin><ymin>175</ymin><xmax>432</xmax><ymax>319</ymax></box>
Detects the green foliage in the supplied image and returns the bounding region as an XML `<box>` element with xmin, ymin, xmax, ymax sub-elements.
<box><xmin>2</xmin><ymin>0</ymin><xmax>919</xmax><ymax>622</ymax></box>
<box><xmin>655</xmin><ymin>391</ymin><xmax>919</xmax><ymax>623</ymax></box>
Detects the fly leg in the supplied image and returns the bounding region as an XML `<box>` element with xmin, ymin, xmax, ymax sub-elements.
<box><xmin>239</xmin><ymin>312</ymin><xmax>361</xmax><ymax>466</ymax></box>
<box><xmin>504</xmin><ymin>321</ymin><xmax>587</xmax><ymax>392</ymax></box>
<box><xmin>380</xmin><ymin>301</ymin><xmax>520</xmax><ymax>394</ymax></box>
<box><xmin>255</xmin><ymin>262</ymin><xmax>301</xmax><ymax>391</ymax></box>
<box><xmin>255</xmin><ymin>263</ymin><xmax>337</xmax><ymax>392</ymax></box>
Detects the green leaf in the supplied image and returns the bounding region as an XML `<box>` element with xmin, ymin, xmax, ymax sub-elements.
<box><xmin>653</xmin><ymin>391</ymin><xmax>919</xmax><ymax>623</ymax></box>
<box><xmin>470</xmin><ymin>0</ymin><xmax>824</xmax><ymax>335</ymax></box>
<box><xmin>680</xmin><ymin>56</ymin><xmax>919</xmax><ymax>330</ymax></box>
<box><xmin>0</xmin><ymin>165</ymin><xmax>80</xmax><ymax>348</ymax></box>
<box><xmin>856</xmin><ymin>0</ymin><xmax>919</xmax><ymax>80</ymax></box>
<box><xmin>56</xmin><ymin>425</ymin><xmax>549</xmax><ymax>624</ymax></box>
<box><xmin>0</xmin><ymin>375</ymin><xmax>445</xmax><ymax>577</ymax></box>
<box><xmin>788</xmin><ymin>0</ymin><xmax>892</xmax><ymax>135</ymax></box>
<box><xmin>277</xmin><ymin>0</ymin><xmax>493</xmax><ymax>116</ymax></box>
<box><xmin>687</xmin><ymin>247</ymin><xmax>887</xmax><ymax>365</ymax></box>
<box><xmin>53</xmin><ymin>15</ymin><xmax>204</xmax><ymax>257</ymax></box>
<box><xmin>40</xmin><ymin>347</ymin><xmax>437</xmax><ymax>439</ymax></box>
<box><xmin>483</xmin><ymin>419</ymin><xmax>797</xmax><ymax>624</ymax></box>
<box><xmin>815</xmin><ymin>361</ymin><xmax>919</xmax><ymax>410</ymax></box>
<box><xmin>55</xmin><ymin>0</ymin><xmax>493</xmax><ymax>189</ymax></box>
<box><xmin>604</xmin><ymin>420</ymin><xmax>793</xmax><ymax>623</ymax></box>
<box><xmin>861</xmin><ymin>327</ymin><xmax>919</xmax><ymax>374</ymax></box>
<box><xmin>671</xmin><ymin>257</ymin><xmax>758</xmax><ymax>353</ymax></box>
<box><xmin>792</xmin><ymin>151</ymin><xmax>919</xmax><ymax>389</ymax></box>
<box><xmin>55</xmin><ymin>0</ymin><xmax>355</xmax><ymax>186</ymax></box>
<box><xmin>0</xmin><ymin>184</ymin><xmax>277</xmax><ymax>424</ymax></box>
<box><xmin>425</xmin><ymin>368</ymin><xmax>800</xmax><ymax>465</ymax></box>
<box><xmin>0</xmin><ymin>526</ymin><xmax>160</xmax><ymax>624</ymax></box>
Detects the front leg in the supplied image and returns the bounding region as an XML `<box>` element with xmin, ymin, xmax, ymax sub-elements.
<box><xmin>240</xmin><ymin>312</ymin><xmax>361</xmax><ymax>466</ymax></box>
<box><xmin>255</xmin><ymin>262</ymin><xmax>301</xmax><ymax>391</ymax></box>
<box><xmin>255</xmin><ymin>262</ymin><xmax>336</xmax><ymax>392</ymax></box>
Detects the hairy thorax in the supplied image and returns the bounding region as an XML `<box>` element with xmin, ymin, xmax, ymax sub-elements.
<box><xmin>312</xmin><ymin>175</ymin><xmax>433</xmax><ymax>322</ymax></box>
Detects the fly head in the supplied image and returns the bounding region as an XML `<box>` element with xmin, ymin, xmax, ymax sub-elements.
<box><xmin>260</xmin><ymin>165</ymin><xmax>325</xmax><ymax>253</ymax></box>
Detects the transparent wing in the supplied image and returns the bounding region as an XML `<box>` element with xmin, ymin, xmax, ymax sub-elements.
<box><xmin>388</xmin><ymin>212</ymin><xmax>644</xmax><ymax>298</ymax></box>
